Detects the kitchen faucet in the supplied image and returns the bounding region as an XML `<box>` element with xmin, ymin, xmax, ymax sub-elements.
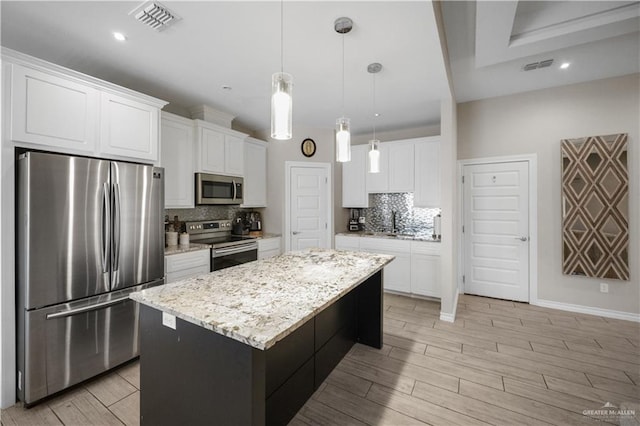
<box><xmin>392</xmin><ymin>211</ymin><xmax>399</xmax><ymax>233</ymax></box>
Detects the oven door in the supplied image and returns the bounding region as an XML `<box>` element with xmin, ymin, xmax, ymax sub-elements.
<box><xmin>196</xmin><ymin>173</ymin><xmax>243</xmax><ymax>205</ymax></box>
<box><xmin>212</xmin><ymin>245</ymin><xmax>257</xmax><ymax>271</ymax></box>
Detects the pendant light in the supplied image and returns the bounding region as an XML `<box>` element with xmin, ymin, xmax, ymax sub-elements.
<box><xmin>271</xmin><ymin>0</ymin><xmax>292</xmax><ymax>140</ymax></box>
<box><xmin>335</xmin><ymin>17</ymin><xmax>353</xmax><ymax>162</ymax></box>
<box><xmin>367</xmin><ymin>63</ymin><xmax>382</xmax><ymax>173</ymax></box>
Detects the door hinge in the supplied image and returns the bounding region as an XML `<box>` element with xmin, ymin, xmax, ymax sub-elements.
<box><xmin>325</xmin><ymin>223</ymin><xmax>328</xmax><ymax>229</ymax></box>
<box><xmin>462</xmin><ymin>275</ymin><xmax>465</xmax><ymax>283</ymax></box>
<box><xmin>462</xmin><ymin>175</ymin><xmax>465</xmax><ymax>183</ymax></box>
<box><xmin>325</xmin><ymin>177</ymin><xmax>328</xmax><ymax>184</ymax></box>
<box><xmin>462</xmin><ymin>225</ymin><xmax>464</xmax><ymax>233</ymax></box>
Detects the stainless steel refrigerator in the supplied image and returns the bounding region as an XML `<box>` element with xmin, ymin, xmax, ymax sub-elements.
<box><xmin>17</xmin><ymin>151</ymin><xmax>165</xmax><ymax>404</ymax></box>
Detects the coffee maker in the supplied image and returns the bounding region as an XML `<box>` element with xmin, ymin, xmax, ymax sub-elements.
<box><xmin>248</xmin><ymin>211</ymin><xmax>262</xmax><ymax>234</ymax></box>
<box><xmin>349</xmin><ymin>209</ymin><xmax>365</xmax><ymax>232</ymax></box>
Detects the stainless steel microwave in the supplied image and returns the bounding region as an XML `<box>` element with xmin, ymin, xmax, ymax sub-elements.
<box><xmin>195</xmin><ymin>173</ymin><xmax>243</xmax><ymax>205</ymax></box>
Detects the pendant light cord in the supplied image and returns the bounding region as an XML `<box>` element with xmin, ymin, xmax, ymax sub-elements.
<box><xmin>372</xmin><ymin>71</ymin><xmax>377</xmax><ymax>140</ymax></box>
<box><xmin>280</xmin><ymin>0</ymin><xmax>284</xmax><ymax>73</ymax></box>
<box><xmin>341</xmin><ymin>33</ymin><xmax>345</xmax><ymax>117</ymax></box>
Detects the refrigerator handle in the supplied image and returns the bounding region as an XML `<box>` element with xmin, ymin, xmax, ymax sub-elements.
<box><xmin>45</xmin><ymin>295</ymin><xmax>130</xmax><ymax>320</ymax></box>
<box><xmin>102</xmin><ymin>183</ymin><xmax>110</xmax><ymax>273</ymax></box>
<box><xmin>113</xmin><ymin>183</ymin><xmax>121</xmax><ymax>272</ymax></box>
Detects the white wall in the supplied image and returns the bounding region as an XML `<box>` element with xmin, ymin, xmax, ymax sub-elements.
<box><xmin>255</xmin><ymin>127</ymin><xmax>341</xmax><ymax>244</ymax></box>
<box><xmin>350</xmin><ymin>124</ymin><xmax>441</xmax><ymax>145</ymax></box>
<box><xmin>1</xmin><ymin>62</ymin><xmax>16</xmax><ymax>408</ymax></box>
<box><xmin>439</xmin><ymin>97</ymin><xmax>458</xmax><ymax>320</ymax></box>
<box><xmin>458</xmin><ymin>74</ymin><xmax>639</xmax><ymax>316</ymax></box>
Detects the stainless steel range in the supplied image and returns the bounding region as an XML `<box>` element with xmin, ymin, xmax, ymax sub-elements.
<box><xmin>186</xmin><ymin>220</ymin><xmax>258</xmax><ymax>271</ymax></box>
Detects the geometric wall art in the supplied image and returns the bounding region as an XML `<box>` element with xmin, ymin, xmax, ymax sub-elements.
<box><xmin>561</xmin><ymin>133</ymin><xmax>629</xmax><ymax>280</ymax></box>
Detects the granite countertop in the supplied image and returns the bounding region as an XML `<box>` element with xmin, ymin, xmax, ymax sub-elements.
<box><xmin>233</xmin><ymin>232</ymin><xmax>281</xmax><ymax>239</ymax></box>
<box><xmin>130</xmin><ymin>248</ymin><xmax>393</xmax><ymax>350</ymax></box>
<box><xmin>258</xmin><ymin>233</ymin><xmax>281</xmax><ymax>239</ymax></box>
<box><xmin>336</xmin><ymin>232</ymin><xmax>441</xmax><ymax>243</ymax></box>
<box><xmin>164</xmin><ymin>242</ymin><xmax>211</xmax><ymax>256</ymax></box>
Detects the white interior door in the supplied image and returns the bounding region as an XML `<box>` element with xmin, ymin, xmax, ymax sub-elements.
<box><xmin>463</xmin><ymin>161</ymin><xmax>530</xmax><ymax>302</ymax></box>
<box><xmin>288</xmin><ymin>165</ymin><xmax>330</xmax><ymax>250</ymax></box>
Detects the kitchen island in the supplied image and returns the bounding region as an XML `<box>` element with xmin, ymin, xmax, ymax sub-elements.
<box><xmin>130</xmin><ymin>248</ymin><xmax>393</xmax><ymax>426</ymax></box>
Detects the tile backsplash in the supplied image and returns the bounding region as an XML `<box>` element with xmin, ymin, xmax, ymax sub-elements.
<box><xmin>357</xmin><ymin>193</ymin><xmax>439</xmax><ymax>236</ymax></box>
<box><xmin>165</xmin><ymin>206</ymin><xmax>262</xmax><ymax>231</ymax></box>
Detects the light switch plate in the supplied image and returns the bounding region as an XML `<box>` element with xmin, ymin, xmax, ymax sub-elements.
<box><xmin>162</xmin><ymin>312</ymin><xmax>176</xmax><ymax>329</ymax></box>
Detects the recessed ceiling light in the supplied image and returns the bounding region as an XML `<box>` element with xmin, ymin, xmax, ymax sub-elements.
<box><xmin>560</xmin><ymin>62</ymin><xmax>570</xmax><ymax>69</ymax></box>
<box><xmin>113</xmin><ymin>32</ymin><xmax>127</xmax><ymax>42</ymax></box>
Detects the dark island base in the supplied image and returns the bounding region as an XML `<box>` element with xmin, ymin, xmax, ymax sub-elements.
<box><xmin>139</xmin><ymin>270</ymin><xmax>383</xmax><ymax>426</ymax></box>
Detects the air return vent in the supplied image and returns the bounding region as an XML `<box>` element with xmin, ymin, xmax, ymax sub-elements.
<box><xmin>130</xmin><ymin>1</ymin><xmax>180</xmax><ymax>31</ymax></box>
<box><xmin>523</xmin><ymin>59</ymin><xmax>554</xmax><ymax>71</ymax></box>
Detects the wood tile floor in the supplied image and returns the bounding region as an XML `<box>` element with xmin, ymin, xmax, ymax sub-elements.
<box><xmin>2</xmin><ymin>293</ymin><xmax>639</xmax><ymax>425</ymax></box>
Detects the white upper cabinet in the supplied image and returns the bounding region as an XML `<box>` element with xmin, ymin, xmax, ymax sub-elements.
<box><xmin>161</xmin><ymin>112</ymin><xmax>194</xmax><ymax>208</ymax></box>
<box><xmin>366</xmin><ymin>144</ymin><xmax>390</xmax><ymax>193</ymax></box>
<box><xmin>342</xmin><ymin>144</ymin><xmax>369</xmax><ymax>208</ymax></box>
<box><xmin>365</xmin><ymin>141</ymin><xmax>414</xmax><ymax>193</ymax></box>
<box><xmin>10</xmin><ymin>64</ymin><xmax>99</xmax><ymax>153</ymax></box>
<box><xmin>194</xmin><ymin>120</ymin><xmax>246</xmax><ymax>176</ymax></box>
<box><xmin>6</xmin><ymin>51</ymin><xmax>166</xmax><ymax>162</ymax></box>
<box><xmin>199</xmin><ymin>127</ymin><xmax>225</xmax><ymax>173</ymax></box>
<box><xmin>414</xmin><ymin>137</ymin><xmax>441</xmax><ymax>207</ymax></box>
<box><xmin>388</xmin><ymin>141</ymin><xmax>415</xmax><ymax>192</ymax></box>
<box><xmin>225</xmin><ymin>135</ymin><xmax>245</xmax><ymax>176</ymax></box>
<box><xmin>242</xmin><ymin>137</ymin><xmax>267</xmax><ymax>208</ymax></box>
<box><xmin>344</xmin><ymin>137</ymin><xmax>441</xmax><ymax>207</ymax></box>
<box><xmin>99</xmin><ymin>92</ymin><xmax>159</xmax><ymax>161</ymax></box>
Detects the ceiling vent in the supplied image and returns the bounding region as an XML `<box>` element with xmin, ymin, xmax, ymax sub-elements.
<box><xmin>130</xmin><ymin>1</ymin><xmax>180</xmax><ymax>31</ymax></box>
<box><xmin>523</xmin><ymin>59</ymin><xmax>554</xmax><ymax>71</ymax></box>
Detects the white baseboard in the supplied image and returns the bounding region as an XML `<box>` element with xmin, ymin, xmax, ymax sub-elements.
<box><xmin>533</xmin><ymin>299</ymin><xmax>640</xmax><ymax>323</ymax></box>
<box><xmin>439</xmin><ymin>291</ymin><xmax>459</xmax><ymax>322</ymax></box>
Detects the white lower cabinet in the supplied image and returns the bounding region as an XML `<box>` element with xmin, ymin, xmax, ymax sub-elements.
<box><xmin>359</xmin><ymin>238</ymin><xmax>412</xmax><ymax>294</ymax></box>
<box><xmin>410</xmin><ymin>241</ymin><xmax>441</xmax><ymax>297</ymax></box>
<box><xmin>258</xmin><ymin>237</ymin><xmax>281</xmax><ymax>260</ymax></box>
<box><xmin>335</xmin><ymin>235</ymin><xmax>440</xmax><ymax>297</ymax></box>
<box><xmin>335</xmin><ymin>235</ymin><xmax>361</xmax><ymax>251</ymax></box>
<box><xmin>165</xmin><ymin>249</ymin><xmax>210</xmax><ymax>283</ymax></box>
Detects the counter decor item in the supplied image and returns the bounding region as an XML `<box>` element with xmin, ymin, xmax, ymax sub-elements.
<box><xmin>179</xmin><ymin>233</ymin><xmax>189</xmax><ymax>246</ymax></box>
<box><xmin>166</xmin><ymin>231</ymin><xmax>178</xmax><ymax>246</ymax></box>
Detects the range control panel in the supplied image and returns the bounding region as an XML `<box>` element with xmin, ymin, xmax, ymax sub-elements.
<box><xmin>185</xmin><ymin>220</ymin><xmax>232</xmax><ymax>234</ymax></box>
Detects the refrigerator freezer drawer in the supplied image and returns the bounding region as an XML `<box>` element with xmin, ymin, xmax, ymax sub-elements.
<box><xmin>18</xmin><ymin>281</ymin><xmax>161</xmax><ymax>404</ymax></box>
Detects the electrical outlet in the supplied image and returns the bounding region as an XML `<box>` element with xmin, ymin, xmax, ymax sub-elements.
<box><xmin>600</xmin><ymin>283</ymin><xmax>609</xmax><ymax>293</ymax></box>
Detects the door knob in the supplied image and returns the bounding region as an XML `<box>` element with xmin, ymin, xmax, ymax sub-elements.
<box><xmin>515</xmin><ymin>236</ymin><xmax>529</xmax><ymax>241</ymax></box>
<box><xmin>292</xmin><ymin>231</ymin><xmax>300</xmax><ymax>235</ymax></box>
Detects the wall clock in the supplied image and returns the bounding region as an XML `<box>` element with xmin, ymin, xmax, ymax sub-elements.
<box><xmin>301</xmin><ymin>138</ymin><xmax>316</xmax><ymax>157</ymax></box>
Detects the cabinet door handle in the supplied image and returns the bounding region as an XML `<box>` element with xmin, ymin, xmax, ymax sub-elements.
<box><xmin>292</xmin><ymin>231</ymin><xmax>300</xmax><ymax>235</ymax></box>
<box><xmin>515</xmin><ymin>236</ymin><xmax>529</xmax><ymax>241</ymax></box>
